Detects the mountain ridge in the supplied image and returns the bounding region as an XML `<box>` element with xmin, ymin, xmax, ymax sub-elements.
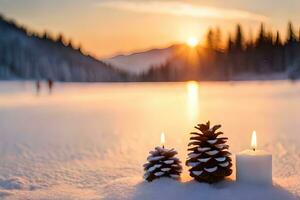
<box><xmin>103</xmin><ymin>44</ymin><xmax>182</xmax><ymax>75</ymax></box>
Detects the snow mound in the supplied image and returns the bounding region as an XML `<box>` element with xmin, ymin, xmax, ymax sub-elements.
<box><xmin>102</xmin><ymin>177</ymin><xmax>298</xmax><ymax>200</ymax></box>
<box><xmin>0</xmin><ymin>189</ymin><xmax>13</xmax><ymax>198</ymax></box>
<box><xmin>0</xmin><ymin>183</ymin><xmax>100</xmax><ymax>200</ymax></box>
<box><xmin>0</xmin><ymin>177</ymin><xmax>37</xmax><ymax>190</ymax></box>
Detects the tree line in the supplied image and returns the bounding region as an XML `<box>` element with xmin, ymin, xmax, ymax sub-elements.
<box><xmin>0</xmin><ymin>14</ymin><xmax>127</xmax><ymax>82</ymax></box>
<box><xmin>141</xmin><ymin>22</ymin><xmax>300</xmax><ymax>81</ymax></box>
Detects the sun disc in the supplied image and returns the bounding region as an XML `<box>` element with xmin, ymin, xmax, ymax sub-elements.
<box><xmin>187</xmin><ymin>37</ymin><xmax>199</xmax><ymax>47</ymax></box>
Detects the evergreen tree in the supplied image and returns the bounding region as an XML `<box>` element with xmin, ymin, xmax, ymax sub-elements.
<box><xmin>56</xmin><ymin>33</ymin><xmax>66</xmax><ymax>45</ymax></box>
<box><xmin>226</xmin><ymin>35</ymin><xmax>233</xmax><ymax>53</ymax></box>
<box><xmin>286</xmin><ymin>21</ymin><xmax>297</xmax><ymax>68</ymax></box>
<box><xmin>256</xmin><ymin>23</ymin><xmax>267</xmax><ymax>47</ymax></box>
<box><xmin>206</xmin><ymin>28</ymin><xmax>214</xmax><ymax>50</ymax></box>
<box><xmin>77</xmin><ymin>44</ymin><xmax>82</xmax><ymax>52</ymax></box>
<box><xmin>274</xmin><ymin>31</ymin><xmax>282</xmax><ymax>47</ymax></box>
<box><xmin>214</xmin><ymin>27</ymin><xmax>222</xmax><ymax>50</ymax></box>
<box><xmin>287</xmin><ymin>21</ymin><xmax>297</xmax><ymax>43</ymax></box>
<box><xmin>266</xmin><ymin>28</ymin><xmax>273</xmax><ymax>46</ymax></box>
<box><xmin>233</xmin><ymin>24</ymin><xmax>244</xmax><ymax>51</ymax></box>
<box><xmin>273</xmin><ymin>31</ymin><xmax>285</xmax><ymax>72</ymax></box>
<box><xmin>41</xmin><ymin>31</ymin><xmax>48</xmax><ymax>40</ymax></box>
<box><xmin>67</xmin><ymin>39</ymin><xmax>75</xmax><ymax>49</ymax></box>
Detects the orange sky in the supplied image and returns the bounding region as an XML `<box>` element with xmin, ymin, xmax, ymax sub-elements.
<box><xmin>0</xmin><ymin>0</ymin><xmax>300</xmax><ymax>58</ymax></box>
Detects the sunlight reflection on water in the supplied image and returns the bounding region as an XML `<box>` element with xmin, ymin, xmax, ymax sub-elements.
<box><xmin>186</xmin><ymin>81</ymin><xmax>199</xmax><ymax>124</ymax></box>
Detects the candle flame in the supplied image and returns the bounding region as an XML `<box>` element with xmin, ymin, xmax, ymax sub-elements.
<box><xmin>251</xmin><ymin>131</ymin><xmax>257</xmax><ymax>151</ymax></box>
<box><xmin>161</xmin><ymin>132</ymin><xmax>165</xmax><ymax>147</ymax></box>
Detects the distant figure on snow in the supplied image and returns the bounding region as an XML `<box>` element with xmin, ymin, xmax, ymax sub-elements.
<box><xmin>35</xmin><ymin>80</ymin><xmax>41</xmax><ymax>95</ymax></box>
<box><xmin>47</xmin><ymin>79</ymin><xmax>53</xmax><ymax>94</ymax></box>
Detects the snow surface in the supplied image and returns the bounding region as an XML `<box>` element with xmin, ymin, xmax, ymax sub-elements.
<box><xmin>0</xmin><ymin>81</ymin><xmax>299</xmax><ymax>199</ymax></box>
<box><xmin>103</xmin><ymin>178</ymin><xmax>298</xmax><ymax>200</ymax></box>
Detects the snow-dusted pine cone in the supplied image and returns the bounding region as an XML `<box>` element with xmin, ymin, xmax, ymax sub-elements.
<box><xmin>186</xmin><ymin>121</ymin><xmax>232</xmax><ymax>183</ymax></box>
<box><xmin>143</xmin><ymin>146</ymin><xmax>182</xmax><ymax>182</ymax></box>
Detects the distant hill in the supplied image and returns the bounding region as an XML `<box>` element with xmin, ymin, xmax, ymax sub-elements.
<box><xmin>0</xmin><ymin>15</ymin><xmax>128</xmax><ymax>82</ymax></box>
<box><xmin>103</xmin><ymin>45</ymin><xmax>179</xmax><ymax>75</ymax></box>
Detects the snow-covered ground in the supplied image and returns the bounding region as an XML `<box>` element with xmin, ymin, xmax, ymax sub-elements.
<box><xmin>0</xmin><ymin>81</ymin><xmax>299</xmax><ymax>199</ymax></box>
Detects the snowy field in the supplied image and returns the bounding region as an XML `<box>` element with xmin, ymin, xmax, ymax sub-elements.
<box><xmin>0</xmin><ymin>81</ymin><xmax>299</xmax><ymax>199</ymax></box>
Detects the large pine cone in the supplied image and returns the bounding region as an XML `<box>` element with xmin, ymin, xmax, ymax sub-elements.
<box><xmin>186</xmin><ymin>121</ymin><xmax>232</xmax><ymax>183</ymax></box>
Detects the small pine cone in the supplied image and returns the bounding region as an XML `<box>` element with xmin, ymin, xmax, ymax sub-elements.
<box><xmin>186</xmin><ymin>121</ymin><xmax>232</xmax><ymax>183</ymax></box>
<box><xmin>143</xmin><ymin>146</ymin><xmax>182</xmax><ymax>182</ymax></box>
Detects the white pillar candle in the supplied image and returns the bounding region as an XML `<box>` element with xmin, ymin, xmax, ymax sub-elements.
<box><xmin>236</xmin><ymin>131</ymin><xmax>272</xmax><ymax>184</ymax></box>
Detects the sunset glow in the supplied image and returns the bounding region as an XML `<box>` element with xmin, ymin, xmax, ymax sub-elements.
<box><xmin>187</xmin><ymin>37</ymin><xmax>199</xmax><ymax>47</ymax></box>
<box><xmin>1</xmin><ymin>0</ymin><xmax>293</xmax><ymax>57</ymax></box>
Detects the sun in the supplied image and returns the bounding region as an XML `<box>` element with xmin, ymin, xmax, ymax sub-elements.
<box><xmin>187</xmin><ymin>37</ymin><xmax>199</xmax><ymax>47</ymax></box>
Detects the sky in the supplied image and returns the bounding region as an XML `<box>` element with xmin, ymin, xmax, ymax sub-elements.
<box><xmin>0</xmin><ymin>0</ymin><xmax>300</xmax><ymax>58</ymax></box>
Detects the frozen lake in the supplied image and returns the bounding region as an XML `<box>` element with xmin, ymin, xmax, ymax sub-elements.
<box><xmin>0</xmin><ymin>81</ymin><xmax>299</xmax><ymax>199</ymax></box>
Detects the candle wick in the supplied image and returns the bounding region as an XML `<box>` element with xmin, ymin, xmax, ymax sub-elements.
<box><xmin>162</xmin><ymin>145</ymin><xmax>165</xmax><ymax>149</ymax></box>
<box><xmin>253</xmin><ymin>148</ymin><xmax>255</xmax><ymax>151</ymax></box>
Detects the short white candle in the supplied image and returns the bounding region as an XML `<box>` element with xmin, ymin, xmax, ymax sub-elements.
<box><xmin>236</xmin><ymin>131</ymin><xmax>272</xmax><ymax>184</ymax></box>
